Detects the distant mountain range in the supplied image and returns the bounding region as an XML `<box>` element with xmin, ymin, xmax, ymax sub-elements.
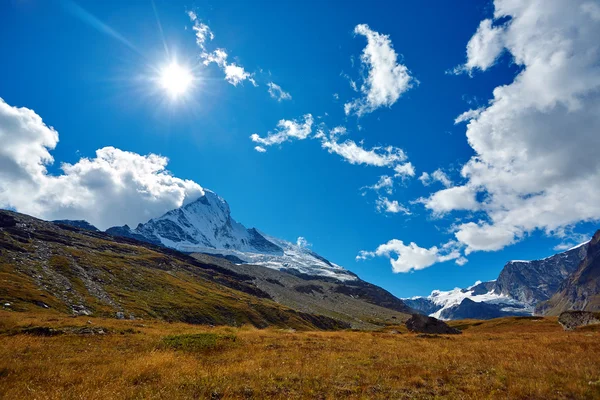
<box><xmin>405</xmin><ymin>238</ymin><xmax>596</xmax><ymax>320</ymax></box>
<box><xmin>17</xmin><ymin>186</ymin><xmax>600</xmax><ymax>324</ymax></box>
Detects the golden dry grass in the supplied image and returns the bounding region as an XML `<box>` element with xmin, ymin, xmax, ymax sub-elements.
<box><xmin>1</xmin><ymin>311</ymin><xmax>600</xmax><ymax>399</ymax></box>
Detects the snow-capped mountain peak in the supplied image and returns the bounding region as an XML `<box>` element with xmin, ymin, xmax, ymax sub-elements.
<box><xmin>106</xmin><ymin>189</ymin><xmax>357</xmax><ymax>281</ymax></box>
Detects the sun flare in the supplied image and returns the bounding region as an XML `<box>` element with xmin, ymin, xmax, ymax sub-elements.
<box><xmin>159</xmin><ymin>62</ymin><xmax>193</xmax><ymax>98</ymax></box>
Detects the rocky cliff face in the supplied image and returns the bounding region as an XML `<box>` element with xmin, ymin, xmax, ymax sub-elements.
<box><xmin>536</xmin><ymin>230</ymin><xmax>600</xmax><ymax>316</ymax></box>
<box><xmin>493</xmin><ymin>243</ymin><xmax>589</xmax><ymax>304</ymax></box>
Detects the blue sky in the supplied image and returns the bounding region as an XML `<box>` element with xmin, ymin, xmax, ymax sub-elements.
<box><xmin>1</xmin><ymin>0</ymin><xmax>599</xmax><ymax>298</ymax></box>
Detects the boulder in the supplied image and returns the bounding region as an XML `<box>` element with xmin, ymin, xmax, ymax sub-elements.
<box><xmin>405</xmin><ymin>314</ymin><xmax>461</xmax><ymax>335</ymax></box>
<box><xmin>558</xmin><ymin>311</ymin><xmax>600</xmax><ymax>330</ymax></box>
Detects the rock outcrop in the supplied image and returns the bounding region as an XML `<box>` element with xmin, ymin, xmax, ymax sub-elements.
<box><xmin>405</xmin><ymin>314</ymin><xmax>461</xmax><ymax>335</ymax></box>
<box><xmin>557</xmin><ymin>311</ymin><xmax>600</xmax><ymax>330</ymax></box>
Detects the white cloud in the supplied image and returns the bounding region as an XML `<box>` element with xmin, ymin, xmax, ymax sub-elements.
<box><xmin>254</xmin><ymin>146</ymin><xmax>266</xmax><ymax>153</ymax></box>
<box><xmin>364</xmin><ymin>175</ymin><xmax>394</xmax><ymax>194</ymax></box>
<box><xmin>344</xmin><ymin>24</ymin><xmax>415</xmax><ymax>116</ymax></box>
<box><xmin>422</xmin><ymin>0</ymin><xmax>600</xmax><ymax>256</ymax></box>
<box><xmin>454</xmin><ymin>107</ymin><xmax>485</xmax><ymax>124</ymax></box>
<box><xmin>418</xmin><ymin>169</ymin><xmax>452</xmax><ymax>187</ymax></box>
<box><xmin>267</xmin><ymin>82</ymin><xmax>292</xmax><ymax>101</ymax></box>
<box><xmin>455</xmin><ymin>257</ymin><xmax>469</xmax><ymax>266</ymax></box>
<box><xmin>0</xmin><ymin>98</ymin><xmax>204</xmax><ymax>231</ymax></box>
<box><xmin>250</xmin><ymin>114</ymin><xmax>313</xmax><ymax>148</ymax></box>
<box><xmin>187</xmin><ymin>13</ymin><xmax>256</xmax><ymax>87</ymax></box>
<box><xmin>375</xmin><ymin>197</ymin><xmax>410</xmax><ymax>214</ymax></box>
<box><xmin>456</xmin><ymin>19</ymin><xmax>506</xmax><ymax>74</ymax></box>
<box><xmin>357</xmin><ymin>239</ymin><xmax>462</xmax><ymax>273</ymax></box>
<box><xmin>296</xmin><ymin>236</ymin><xmax>311</xmax><ymax>248</ymax></box>
<box><xmin>188</xmin><ymin>11</ymin><xmax>214</xmax><ymax>51</ymax></box>
<box><xmin>393</xmin><ymin>162</ymin><xmax>415</xmax><ymax>178</ymax></box>
<box><xmin>321</xmin><ymin>138</ymin><xmax>407</xmax><ymax>167</ymax></box>
<box><xmin>329</xmin><ymin>126</ymin><xmax>347</xmax><ymax>139</ymax></box>
<box><xmin>419</xmin><ymin>185</ymin><xmax>479</xmax><ymax>216</ymax></box>
<box><xmin>223</xmin><ymin>63</ymin><xmax>256</xmax><ymax>86</ymax></box>
<box><xmin>202</xmin><ymin>48</ymin><xmax>228</xmax><ymax>67</ymax></box>
<box><xmin>454</xmin><ymin>222</ymin><xmax>517</xmax><ymax>255</ymax></box>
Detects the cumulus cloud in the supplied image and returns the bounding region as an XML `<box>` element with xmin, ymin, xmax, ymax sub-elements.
<box><xmin>357</xmin><ymin>239</ymin><xmax>462</xmax><ymax>273</ymax></box>
<box><xmin>375</xmin><ymin>197</ymin><xmax>410</xmax><ymax>214</ymax></box>
<box><xmin>267</xmin><ymin>82</ymin><xmax>292</xmax><ymax>101</ymax></box>
<box><xmin>425</xmin><ymin>0</ymin><xmax>600</xmax><ymax>255</ymax></box>
<box><xmin>0</xmin><ymin>98</ymin><xmax>204</xmax><ymax>231</ymax></box>
<box><xmin>393</xmin><ymin>162</ymin><xmax>415</xmax><ymax>178</ymax></box>
<box><xmin>418</xmin><ymin>169</ymin><xmax>452</xmax><ymax>187</ymax></box>
<box><xmin>344</xmin><ymin>24</ymin><xmax>415</xmax><ymax>117</ymax></box>
<box><xmin>250</xmin><ymin>114</ymin><xmax>313</xmax><ymax>148</ymax></box>
<box><xmin>418</xmin><ymin>186</ymin><xmax>479</xmax><ymax>216</ymax></box>
<box><xmin>454</xmin><ymin>19</ymin><xmax>506</xmax><ymax>74</ymax></box>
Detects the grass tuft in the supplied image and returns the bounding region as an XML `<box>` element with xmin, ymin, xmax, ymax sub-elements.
<box><xmin>160</xmin><ymin>332</ymin><xmax>237</xmax><ymax>353</ymax></box>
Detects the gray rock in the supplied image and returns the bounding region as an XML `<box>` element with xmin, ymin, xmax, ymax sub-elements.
<box><xmin>405</xmin><ymin>314</ymin><xmax>461</xmax><ymax>335</ymax></box>
<box><xmin>558</xmin><ymin>311</ymin><xmax>600</xmax><ymax>330</ymax></box>
<box><xmin>116</xmin><ymin>311</ymin><xmax>125</xmax><ymax>319</ymax></box>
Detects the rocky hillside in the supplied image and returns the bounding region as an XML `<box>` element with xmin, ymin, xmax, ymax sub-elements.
<box><xmin>494</xmin><ymin>243</ymin><xmax>588</xmax><ymax>304</ymax></box>
<box><xmin>0</xmin><ymin>210</ymin><xmax>411</xmax><ymax>329</ymax></box>
<box><xmin>191</xmin><ymin>253</ymin><xmax>413</xmax><ymax>329</ymax></box>
<box><xmin>536</xmin><ymin>230</ymin><xmax>600</xmax><ymax>316</ymax></box>
<box><xmin>0</xmin><ymin>210</ymin><xmax>350</xmax><ymax>330</ymax></box>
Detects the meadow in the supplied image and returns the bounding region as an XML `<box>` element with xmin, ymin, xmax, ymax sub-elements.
<box><xmin>1</xmin><ymin>311</ymin><xmax>599</xmax><ymax>399</ymax></box>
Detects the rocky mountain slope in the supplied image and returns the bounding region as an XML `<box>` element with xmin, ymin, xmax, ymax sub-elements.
<box><xmin>0</xmin><ymin>210</ymin><xmax>411</xmax><ymax>329</ymax></box>
<box><xmin>536</xmin><ymin>230</ymin><xmax>600</xmax><ymax>315</ymax></box>
<box><xmin>106</xmin><ymin>190</ymin><xmax>356</xmax><ymax>282</ymax></box>
<box><xmin>493</xmin><ymin>242</ymin><xmax>589</xmax><ymax>304</ymax></box>
<box><xmin>406</xmin><ymin>241</ymin><xmax>590</xmax><ymax>320</ymax></box>
<box><xmin>0</xmin><ymin>210</ymin><xmax>350</xmax><ymax>329</ymax></box>
<box><xmin>191</xmin><ymin>252</ymin><xmax>412</xmax><ymax>329</ymax></box>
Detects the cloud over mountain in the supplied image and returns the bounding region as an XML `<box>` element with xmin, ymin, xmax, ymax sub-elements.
<box><xmin>0</xmin><ymin>98</ymin><xmax>203</xmax><ymax>230</ymax></box>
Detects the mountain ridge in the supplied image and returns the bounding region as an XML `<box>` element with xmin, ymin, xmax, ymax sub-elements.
<box><xmin>105</xmin><ymin>190</ymin><xmax>356</xmax><ymax>282</ymax></box>
<box><xmin>536</xmin><ymin>230</ymin><xmax>600</xmax><ymax>315</ymax></box>
<box><xmin>405</xmin><ymin>241</ymin><xmax>590</xmax><ymax>320</ymax></box>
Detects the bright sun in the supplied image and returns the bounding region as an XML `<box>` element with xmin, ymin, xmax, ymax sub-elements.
<box><xmin>159</xmin><ymin>62</ymin><xmax>193</xmax><ymax>98</ymax></box>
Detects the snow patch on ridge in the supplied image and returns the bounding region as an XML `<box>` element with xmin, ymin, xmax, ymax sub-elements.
<box><xmin>112</xmin><ymin>189</ymin><xmax>357</xmax><ymax>282</ymax></box>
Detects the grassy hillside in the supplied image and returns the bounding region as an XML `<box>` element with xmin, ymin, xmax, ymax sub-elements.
<box><xmin>191</xmin><ymin>253</ymin><xmax>412</xmax><ymax>329</ymax></box>
<box><xmin>1</xmin><ymin>311</ymin><xmax>599</xmax><ymax>399</ymax></box>
<box><xmin>0</xmin><ymin>210</ymin><xmax>347</xmax><ymax>330</ymax></box>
